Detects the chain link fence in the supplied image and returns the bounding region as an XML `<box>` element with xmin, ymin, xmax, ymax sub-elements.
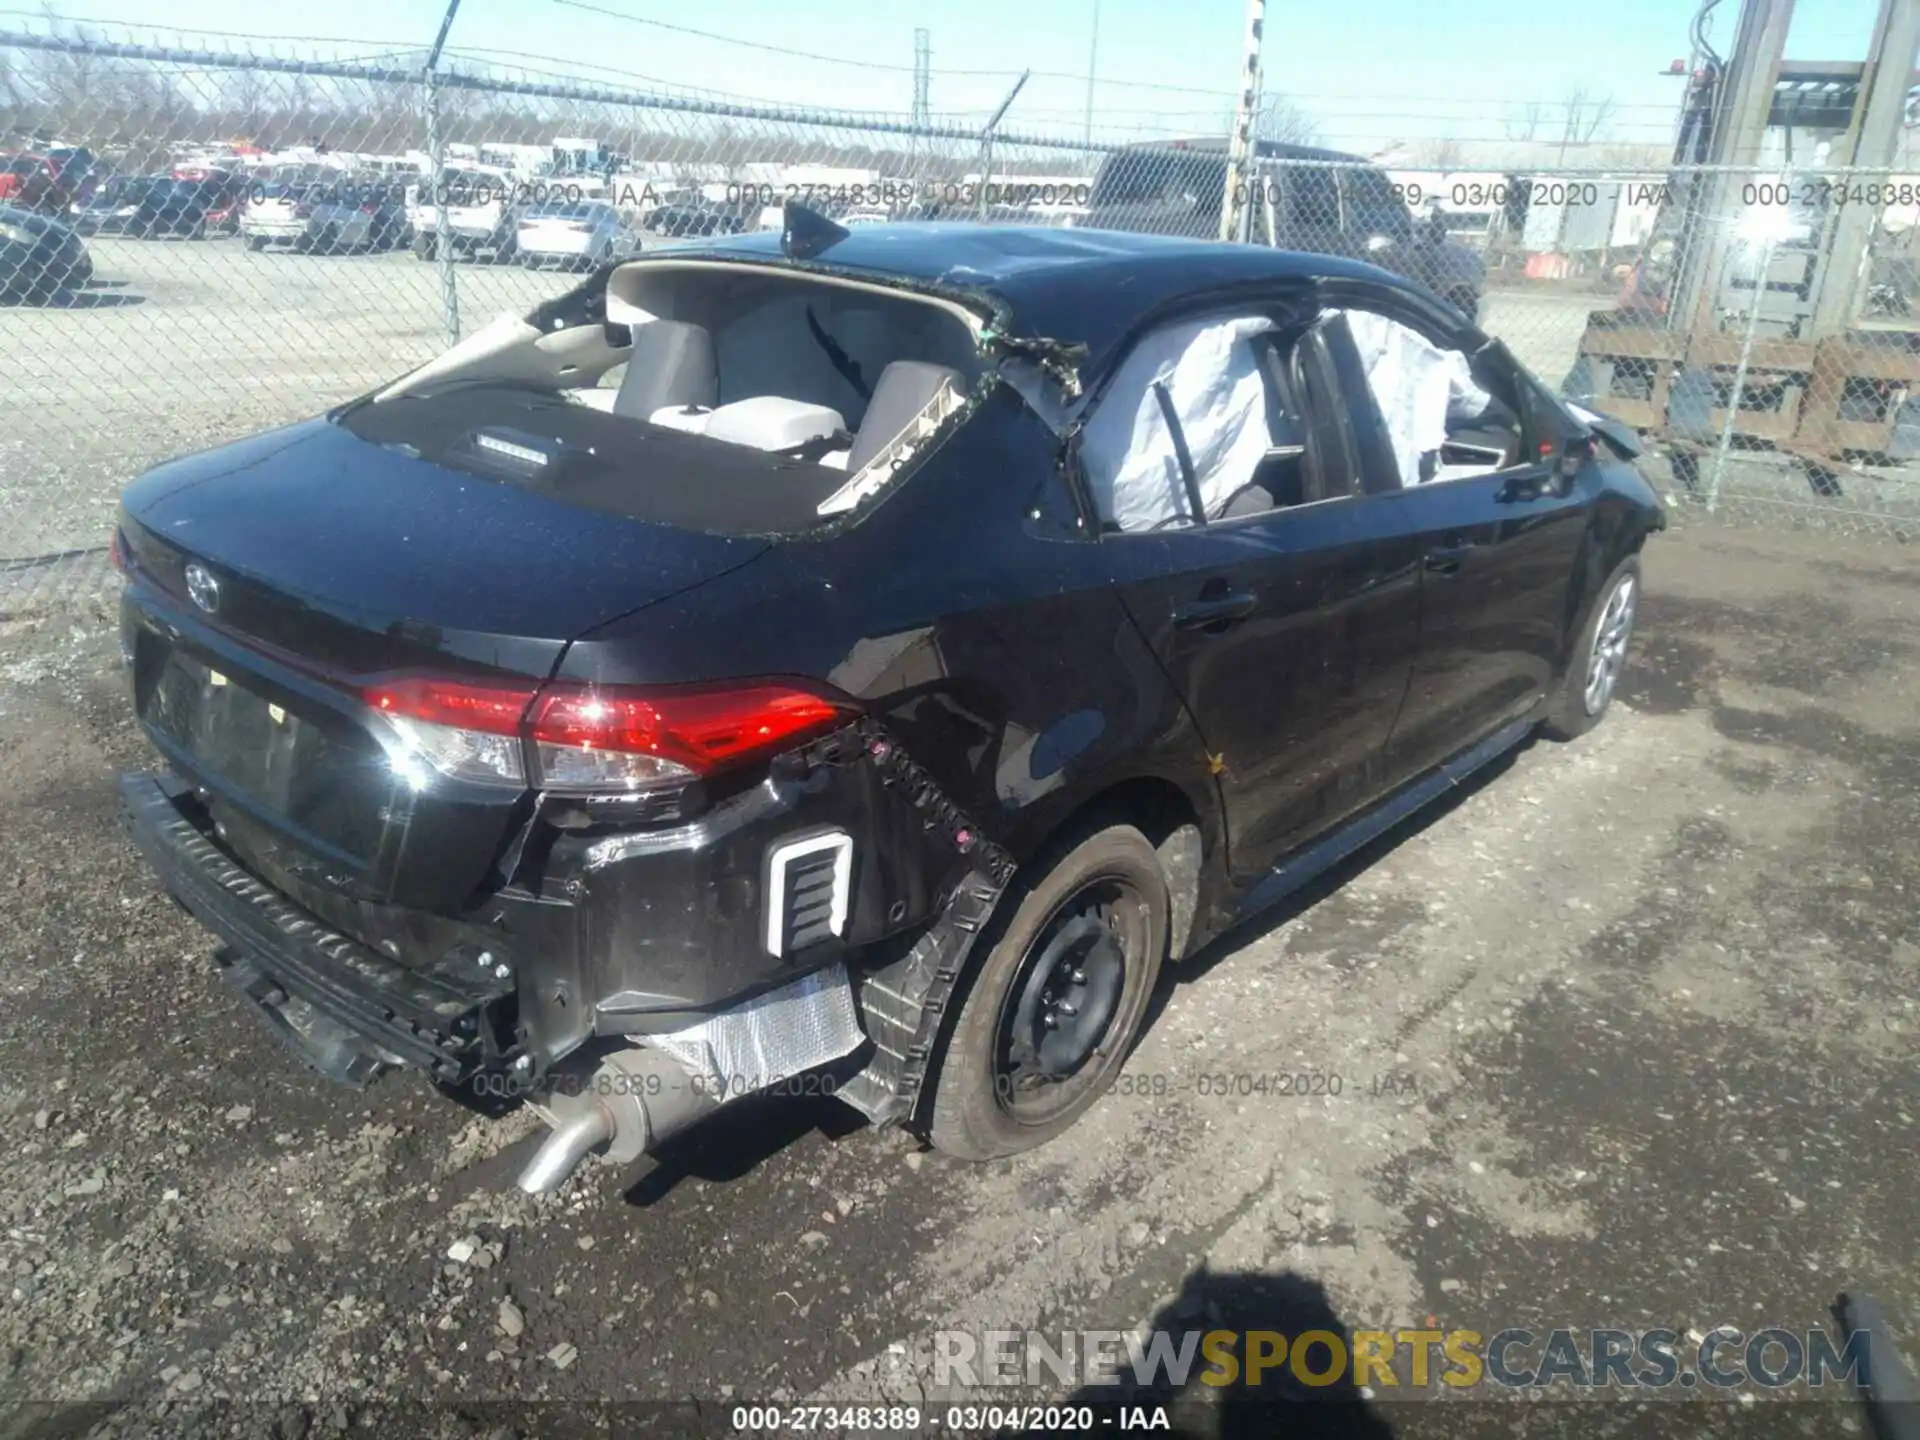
<box><xmin>2</xmin><ymin>29</ymin><xmax>1917</xmax><ymax>612</ymax></box>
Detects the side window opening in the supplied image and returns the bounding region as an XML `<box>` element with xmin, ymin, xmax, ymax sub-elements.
<box><xmin>1081</xmin><ymin>312</ymin><xmax>1386</xmax><ymax>533</ymax></box>
<box><xmin>1332</xmin><ymin>309</ymin><xmax>1527</xmax><ymax>488</ymax></box>
<box><xmin>1078</xmin><ymin>313</ymin><xmax>1279</xmax><ymax>533</ymax></box>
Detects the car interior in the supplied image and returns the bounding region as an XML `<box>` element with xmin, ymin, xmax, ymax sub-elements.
<box><xmin>1081</xmin><ymin>305</ymin><xmax>1528</xmax><ymax>533</ymax></box>
<box><xmin>361</xmin><ymin>261</ymin><xmax>987</xmax><ymax>524</ymax></box>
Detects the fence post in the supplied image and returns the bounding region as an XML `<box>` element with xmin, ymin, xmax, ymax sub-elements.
<box><xmin>976</xmin><ymin>71</ymin><xmax>1029</xmax><ymax>221</ymax></box>
<box><xmin>1705</xmin><ymin>166</ymin><xmax>1786</xmax><ymax>514</ymax></box>
<box><xmin>422</xmin><ymin>71</ymin><xmax>461</xmax><ymax>346</ymax></box>
<box><xmin>422</xmin><ymin>0</ymin><xmax>463</xmax><ymax>346</ymax></box>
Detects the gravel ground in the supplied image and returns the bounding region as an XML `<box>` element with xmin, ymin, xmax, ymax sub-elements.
<box><xmin>8</xmin><ymin>235</ymin><xmax>1913</xmax><ymax>582</ymax></box>
<box><xmin>0</xmin><ymin>520</ymin><xmax>1914</xmax><ymax>1437</ymax></box>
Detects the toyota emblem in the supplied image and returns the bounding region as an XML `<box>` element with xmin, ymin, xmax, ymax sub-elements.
<box><xmin>184</xmin><ymin>562</ymin><xmax>220</xmax><ymax>614</ymax></box>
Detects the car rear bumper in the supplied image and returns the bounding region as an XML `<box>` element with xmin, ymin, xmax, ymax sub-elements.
<box><xmin>119</xmin><ymin>770</ymin><xmax>518</xmax><ymax>1088</ymax></box>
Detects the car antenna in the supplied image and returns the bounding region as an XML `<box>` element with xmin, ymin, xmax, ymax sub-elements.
<box><xmin>782</xmin><ymin>199</ymin><xmax>850</xmax><ymax>260</ymax></box>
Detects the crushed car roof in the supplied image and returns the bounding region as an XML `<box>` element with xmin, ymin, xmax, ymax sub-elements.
<box><xmin>655</xmin><ymin>224</ymin><xmax>1410</xmax><ymax>375</ymax></box>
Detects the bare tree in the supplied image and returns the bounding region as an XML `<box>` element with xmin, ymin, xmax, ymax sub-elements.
<box><xmin>1505</xmin><ymin>100</ymin><xmax>1547</xmax><ymax>142</ymax></box>
<box><xmin>1254</xmin><ymin>93</ymin><xmax>1319</xmax><ymax>147</ymax></box>
<box><xmin>1560</xmin><ymin>87</ymin><xmax>1616</xmax><ymax>147</ymax></box>
<box><xmin>1415</xmin><ymin>136</ymin><xmax>1466</xmax><ymax>169</ymax></box>
<box><xmin>219</xmin><ymin>67</ymin><xmax>271</xmax><ymax>141</ymax></box>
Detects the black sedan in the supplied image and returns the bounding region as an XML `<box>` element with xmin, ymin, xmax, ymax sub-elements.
<box><xmin>111</xmin><ymin>211</ymin><xmax>1663</xmax><ymax>1191</ymax></box>
<box><xmin>0</xmin><ymin>203</ymin><xmax>92</xmax><ymax>301</ymax></box>
<box><xmin>71</xmin><ymin>175</ymin><xmax>165</xmax><ymax>235</ymax></box>
<box><xmin>124</xmin><ymin>176</ymin><xmax>247</xmax><ymax>238</ymax></box>
<box><xmin>646</xmin><ymin>199</ymin><xmax>748</xmax><ymax>237</ymax></box>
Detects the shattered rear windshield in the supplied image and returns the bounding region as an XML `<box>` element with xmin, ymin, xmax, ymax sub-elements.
<box><xmin>336</xmin><ymin>381</ymin><xmax>853</xmax><ymax>537</ymax></box>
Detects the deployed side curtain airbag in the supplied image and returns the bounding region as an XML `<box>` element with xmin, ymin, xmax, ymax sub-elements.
<box><xmin>1080</xmin><ymin>315</ymin><xmax>1276</xmax><ymax>531</ymax></box>
<box><xmin>1338</xmin><ymin>310</ymin><xmax>1490</xmax><ymax>487</ymax></box>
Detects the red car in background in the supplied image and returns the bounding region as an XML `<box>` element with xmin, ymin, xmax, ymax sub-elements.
<box><xmin>0</xmin><ymin>147</ymin><xmax>98</xmax><ymax>216</ymax></box>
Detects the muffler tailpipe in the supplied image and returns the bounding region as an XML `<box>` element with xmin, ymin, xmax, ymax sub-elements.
<box><xmin>515</xmin><ymin>1045</ymin><xmax>718</xmax><ymax>1196</ymax></box>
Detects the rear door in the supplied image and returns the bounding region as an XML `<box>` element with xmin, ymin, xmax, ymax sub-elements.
<box><xmin>1091</xmin><ymin>309</ymin><xmax>1423</xmax><ymax>880</ymax></box>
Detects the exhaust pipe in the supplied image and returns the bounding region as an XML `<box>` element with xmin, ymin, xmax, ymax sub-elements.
<box><xmin>515</xmin><ymin>1105</ymin><xmax>615</xmax><ymax>1196</ymax></box>
<box><xmin>513</xmin><ymin>960</ymin><xmax>868</xmax><ymax>1195</ymax></box>
<box><xmin>515</xmin><ymin>1046</ymin><xmax>719</xmax><ymax>1195</ymax></box>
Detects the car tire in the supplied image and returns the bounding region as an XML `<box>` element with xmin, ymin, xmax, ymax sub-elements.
<box><xmin>924</xmin><ymin>822</ymin><xmax>1169</xmax><ymax>1162</ymax></box>
<box><xmin>247</xmin><ymin>235</ymin><xmax>267</xmax><ymax>252</ymax></box>
<box><xmin>413</xmin><ymin>234</ymin><xmax>433</xmax><ymax>260</ymax></box>
<box><xmin>1545</xmin><ymin>553</ymin><xmax>1641</xmax><ymax>741</ymax></box>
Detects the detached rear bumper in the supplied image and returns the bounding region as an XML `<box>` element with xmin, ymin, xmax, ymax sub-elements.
<box><xmin>118</xmin><ymin>771</ymin><xmax>516</xmax><ymax>1088</ymax></box>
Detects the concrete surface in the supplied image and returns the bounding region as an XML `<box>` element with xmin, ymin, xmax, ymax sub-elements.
<box><xmin>0</xmin><ymin>520</ymin><xmax>1913</xmax><ymax>1436</ymax></box>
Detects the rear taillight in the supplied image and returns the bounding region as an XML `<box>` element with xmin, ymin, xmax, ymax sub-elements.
<box><xmin>108</xmin><ymin>527</ymin><xmax>128</xmax><ymax>574</ymax></box>
<box><xmin>567</xmin><ymin>222</ymin><xmax>593</xmax><ymax>233</ymax></box>
<box><xmin>362</xmin><ymin>676</ymin><xmax>855</xmax><ymax>794</ymax></box>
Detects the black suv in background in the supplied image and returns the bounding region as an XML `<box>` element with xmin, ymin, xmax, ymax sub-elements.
<box><xmin>1085</xmin><ymin>138</ymin><xmax>1486</xmax><ymax>319</ymax></box>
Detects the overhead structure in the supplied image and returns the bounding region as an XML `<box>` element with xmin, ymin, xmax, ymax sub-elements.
<box><xmin>1566</xmin><ymin>0</ymin><xmax>1920</xmax><ymax>490</ymax></box>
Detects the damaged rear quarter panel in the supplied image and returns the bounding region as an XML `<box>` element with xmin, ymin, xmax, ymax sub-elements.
<box><xmin>551</xmin><ymin>382</ymin><xmax>1223</xmax><ymax>945</ymax></box>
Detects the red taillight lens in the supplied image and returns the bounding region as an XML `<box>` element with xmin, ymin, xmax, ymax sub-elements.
<box><xmin>108</xmin><ymin>528</ymin><xmax>128</xmax><ymax>574</ymax></box>
<box><xmin>530</xmin><ymin>683</ymin><xmax>851</xmax><ymax>773</ymax></box>
<box><xmin>360</xmin><ymin>676</ymin><xmax>854</xmax><ymax>794</ymax></box>
<box><xmin>367</xmin><ymin>676</ymin><xmax>536</xmax><ymax>735</ymax></box>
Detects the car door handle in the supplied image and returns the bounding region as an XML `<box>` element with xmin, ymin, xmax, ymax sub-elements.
<box><xmin>1172</xmin><ymin>590</ymin><xmax>1258</xmax><ymax>630</ymax></box>
<box><xmin>1424</xmin><ymin>542</ymin><xmax>1475</xmax><ymax>576</ymax></box>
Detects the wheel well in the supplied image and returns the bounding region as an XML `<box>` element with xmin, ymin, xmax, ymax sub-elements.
<box><xmin>1033</xmin><ymin>776</ymin><xmax>1209</xmax><ymax>961</ymax></box>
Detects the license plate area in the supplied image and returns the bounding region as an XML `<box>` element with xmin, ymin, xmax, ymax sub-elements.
<box><xmin>138</xmin><ymin>641</ymin><xmax>379</xmax><ymax>865</ymax></box>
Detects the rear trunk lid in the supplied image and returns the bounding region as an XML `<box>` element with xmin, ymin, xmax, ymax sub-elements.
<box><xmin>119</xmin><ymin>409</ymin><xmax>770</xmax><ymax>915</ymax></box>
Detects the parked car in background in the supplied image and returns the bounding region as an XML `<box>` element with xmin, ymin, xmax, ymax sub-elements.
<box><xmin>0</xmin><ymin>203</ymin><xmax>92</xmax><ymax>301</ymax></box>
<box><xmin>1086</xmin><ymin>138</ymin><xmax>1487</xmax><ymax>319</ymax></box>
<box><xmin>242</xmin><ymin>183</ymin><xmax>373</xmax><ymax>254</ymax></box>
<box><xmin>110</xmin><ymin>214</ymin><xmax>1661</xmax><ymax>1195</ymax></box>
<box><xmin>128</xmin><ymin>176</ymin><xmax>250</xmax><ymax>238</ymax></box>
<box><xmin>646</xmin><ymin>197</ymin><xmax>747</xmax><ymax>238</ymax></box>
<box><xmin>71</xmin><ymin>176</ymin><xmax>167</xmax><ymax>236</ymax></box>
<box><xmin>441</xmin><ymin>181</ymin><xmax>522</xmax><ymax>263</ymax></box>
<box><xmin>0</xmin><ymin>153</ymin><xmax>75</xmax><ymax>216</ymax></box>
<box><xmin>354</xmin><ymin>181</ymin><xmax>413</xmax><ymax>250</ymax></box>
<box><xmin>407</xmin><ymin>165</ymin><xmax>511</xmax><ymax>260</ymax></box>
<box><xmin>515</xmin><ymin>200</ymin><xmax>638</xmax><ymax>269</ymax></box>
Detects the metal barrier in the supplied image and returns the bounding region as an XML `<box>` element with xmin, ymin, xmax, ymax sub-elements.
<box><xmin>2</xmin><ymin>28</ymin><xmax>1916</xmax><ymax>614</ymax></box>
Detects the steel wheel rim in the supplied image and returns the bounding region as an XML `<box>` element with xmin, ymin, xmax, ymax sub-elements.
<box><xmin>993</xmin><ymin>878</ymin><xmax>1145</xmax><ymax>1126</ymax></box>
<box><xmin>1583</xmin><ymin>573</ymin><xmax>1637</xmax><ymax>715</ymax></box>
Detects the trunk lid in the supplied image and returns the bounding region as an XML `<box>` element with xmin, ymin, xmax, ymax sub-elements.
<box><xmin>119</xmin><ymin>413</ymin><xmax>769</xmax><ymax>916</ymax></box>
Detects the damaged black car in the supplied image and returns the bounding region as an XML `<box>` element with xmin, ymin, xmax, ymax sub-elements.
<box><xmin>114</xmin><ymin>206</ymin><xmax>1663</xmax><ymax>1192</ymax></box>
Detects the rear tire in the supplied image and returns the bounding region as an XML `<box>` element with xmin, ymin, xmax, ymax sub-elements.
<box><xmin>1545</xmin><ymin>553</ymin><xmax>1640</xmax><ymax>740</ymax></box>
<box><xmin>247</xmin><ymin>235</ymin><xmax>267</xmax><ymax>252</ymax></box>
<box><xmin>925</xmin><ymin>823</ymin><xmax>1168</xmax><ymax>1162</ymax></box>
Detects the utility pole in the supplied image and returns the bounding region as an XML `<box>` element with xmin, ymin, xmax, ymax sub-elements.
<box><xmin>1083</xmin><ymin>0</ymin><xmax>1101</xmax><ymax>148</ymax></box>
<box><xmin>911</xmin><ymin>27</ymin><xmax>930</xmax><ymax>187</ymax></box>
<box><xmin>1220</xmin><ymin>0</ymin><xmax>1265</xmax><ymax>243</ymax></box>
<box><xmin>912</xmin><ymin>28</ymin><xmax>931</xmax><ymax>129</ymax></box>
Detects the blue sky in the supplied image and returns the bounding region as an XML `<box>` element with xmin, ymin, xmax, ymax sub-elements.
<box><xmin>14</xmin><ymin>0</ymin><xmax>1893</xmax><ymax>151</ymax></box>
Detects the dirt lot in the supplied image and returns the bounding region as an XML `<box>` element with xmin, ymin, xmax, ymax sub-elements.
<box><xmin>0</xmin><ymin>520</ymin><xmax>1915</xmax><ymax>1436</ymax></box>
